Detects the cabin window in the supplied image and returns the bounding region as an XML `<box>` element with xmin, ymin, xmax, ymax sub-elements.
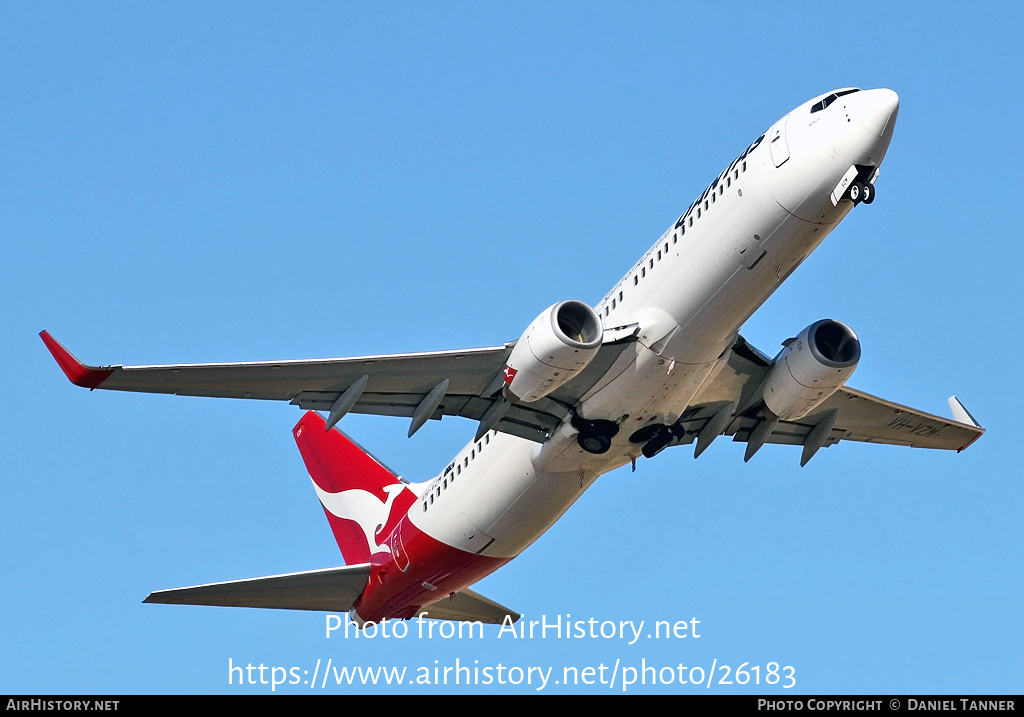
<box><xmin>443</xmin><ymin>478</ymin><xmax>447</xmax><ymax>489</ymax></box>
<box><xmin>429</xmin><ymin>494</ymin><xmax>433</xmax><ymax>504</ymax></box>
<box><xmin>611</xmin><ymin>298</ymin><xmax>616</xmax><ymax>309</ymax></box>
<box><xmin>641</xmin><ymin>267</ymin><xmax>646</xmax><ymax>278</ymax></box>
<box><xmin>633</xmin><ymin>276</ymin><xmax>638</xmax><ymax>286</ymax></box>
<box><xmin>688</xmin><ymin>217</ymin><xmax>693</xmax><ymax>227</ymax></box>
<box><xmin>618</xmin><ymin>291</ymin><xmax>623</xmax><ymax>301</ymax></box>
<box><xmin>727</xmin><ymin>177</ymin><xmax>731</xmax><ymax>188</ymax></box>
<box><xmin>742</xmin><ymin>161</ymin><xmax>746</xmax><ymax>172</ymax></box>
<box><xmin>697</xmin><ymin>208</ymin><xmax>701</xmax><ymax>218</ymax></box>
<box><xmin>456</xmin><ymin>465</ymin><xmax>461</xmax><ymax>475</ymax></box>
<box><xmin>485</xmin><ymin>434</ymin><xmax>490</xmax><ymax>444</ymax></box>
<box><xmin>704</xmin><ymin>200</ymin><xmax>709</xmax><ymax>210</ymax></box>
<box><xmin>471</xmin><ymin>449</ymin><xmax>475</xmax><ymax>460</ymax></box>
<box><xmin>649</xmin><ymin>259</ymin><xmax>654</xmax><ymax>269</ymax></box>
<box><xmin>605</xmin><ymin>306</ymin><xmax>609</xmax><ymax>316</ymax></box>
<box><xmin>719</xmin><ymin>186</ymin><xmax>724</xmax><ymax>196</ymax></box>
<box><xmin>464</xmin><ymin>457</ymin><xmax>468</xmax><ymax>467</ymax></box>
<box><xmin>673</xmin><ymin>234</ymin><xmax>677</xmax><ymax>243</ymax></box>
<box><xmin>477</xmin><ymin>441</ymin><xmax>482</xmax><ymax>452</ymax></box>
<box><xmin>664</xmin><ymin>243</ymin><xmax>669</xmax><ymax>253</ymax></box>
<box><xmin>657</xmin><ymin>250</ymin><xmax>661</xmax><ymax>261</ymax></box>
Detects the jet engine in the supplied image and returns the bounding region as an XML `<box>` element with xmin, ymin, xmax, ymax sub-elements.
<box><xmin>504</xmin><ymin>300</ymin><xmax>603</xmax><ymax>403</ymax></box>
<box><xmin>762</xmin><ymin>319</ymin><xmax>860</xmax><ymax>420</ymax></box>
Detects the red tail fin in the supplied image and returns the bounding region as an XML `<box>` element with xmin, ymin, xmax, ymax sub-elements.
<box><xmin>293</xmin><ymin>412</ymin><xmax>415</xmax><ymax>565</ymax></box>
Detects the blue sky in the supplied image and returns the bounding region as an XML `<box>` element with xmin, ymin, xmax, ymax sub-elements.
<box><xmin>2</xmin><ymin>2</ymin><xmax>1022</xmax><ymax>694</ymax></box>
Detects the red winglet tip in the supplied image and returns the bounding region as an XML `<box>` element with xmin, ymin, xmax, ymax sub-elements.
<box><xmin>39</xmin><ymin>331</ymin><xmax>114</xmax><ymax>389</ymax></box>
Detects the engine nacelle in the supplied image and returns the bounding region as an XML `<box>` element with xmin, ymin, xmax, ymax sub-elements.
<box><xmin>504</xmin><ymin>300</ymin><xmax>603</xmax><ymax>402</ymax></box>
<box><xmin>762</xmin><ymin>319</ymin><xmax>860</xmax><ymax>420</ymax></box>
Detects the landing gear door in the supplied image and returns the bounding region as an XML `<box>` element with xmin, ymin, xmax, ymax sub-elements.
<box><xmin>769</xmin><ymin>115</ymin><xmax>791</xmax><ymax>168</ymax></box>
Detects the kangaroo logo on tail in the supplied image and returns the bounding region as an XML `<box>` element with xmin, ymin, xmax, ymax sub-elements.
<box><xmin>311</xmin><ymin>481</ymin><xmax>405</xmax><ymax>555</ymax></box>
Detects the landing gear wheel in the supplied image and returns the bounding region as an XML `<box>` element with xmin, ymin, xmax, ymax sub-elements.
<box><xmin>572</xmin><ymin>416</ymin><xmax>620</xmax><ymax>455</ymax></box>
<box><xmin>578</xmin><ymin>433</ymin><xmax>612</xmax><ymax>454</ymax></box>
<box><xmin>861</xmin><ymin>182</ymin><xmax>875</xmax><ymax>204</ymax></box>
<box><xmin>848</xmin><ymin>182</ymin><xmax>863</xmax><ymax>204</ymax></box>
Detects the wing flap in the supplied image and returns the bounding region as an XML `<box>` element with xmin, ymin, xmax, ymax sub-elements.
<box><xmin>143</xmin><ymin>564</ymin><xmax>372</xmax><ymax>612</ymax></box>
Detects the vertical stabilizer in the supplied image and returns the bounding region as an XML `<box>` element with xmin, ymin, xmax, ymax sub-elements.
<box><xmin>293</xmin><ymin>412</ymin><xmax>415</xmax><ymax>565</ymax></box>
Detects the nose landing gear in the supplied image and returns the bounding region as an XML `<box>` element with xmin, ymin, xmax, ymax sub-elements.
<box><xmin>861</xmin><ymin>182</ymin><xmax>875</xmax><ymax>204</ymax></box>
<box><xmin>847</xmin><ymin>181</ymin><xmax>875</xmax><ymax>205</ymax></box>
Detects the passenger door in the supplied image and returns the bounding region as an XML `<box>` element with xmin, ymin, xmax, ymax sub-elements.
<box><xmin>769</xmin><ymin>115</ymin><xmax>791</xmax><ymax>167</ymax></box>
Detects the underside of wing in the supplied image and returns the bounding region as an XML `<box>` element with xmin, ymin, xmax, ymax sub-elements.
<box><xmin>143</xmin><ymin>564</ymin><xmax>372</xmax><ymax>612</ymax></box>
<box><xmin>41</xmin><ymin>328</ymin><xmax>639</xmax><ymax>444</ymax></box>
<box><xmin>680</xmin><ymin>390</ymin><xmax>983</xmax><ymax>449</ymax></box>
<box><xmin>659</xmin><ymin>334</ymin><xmax>984</xmax><ymax>464</ymax></box>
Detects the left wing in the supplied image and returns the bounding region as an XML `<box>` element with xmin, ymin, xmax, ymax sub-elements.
<box><xmin>40</xmin><ymin>329</ymin><xmax>638</xmax><ymax>443</ymax></box>
<box><xmin>672</xmin><ymin>335</ymin><xmax>984</xmax><ymax>464</ymax></box>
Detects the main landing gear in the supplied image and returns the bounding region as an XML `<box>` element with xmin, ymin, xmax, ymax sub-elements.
<box><xmin>628</xmin><ymin>422</ymin><xmax>687</xmax><ymax>459</ymax></box>
<box><xmin>847</xmin><ymin>181</ymin><xmax>875</xmax><ymax>205</ymax></box>
<box><xmin>572</xmin><ymin>414</ymin><xmax>620</xmax><ymax>454</ymax></box>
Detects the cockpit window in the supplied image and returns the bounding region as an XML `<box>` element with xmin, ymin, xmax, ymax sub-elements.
<box><xmin>810</xmin><ymin>89</ymin><xmax>860</xmax><ymax>113</ymax></box>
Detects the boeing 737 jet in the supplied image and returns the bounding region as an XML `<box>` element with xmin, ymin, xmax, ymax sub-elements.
<box><xmin>42</xmin><ymin>87</ymin><xmax>983</xmax><ymax>626</ymax></box>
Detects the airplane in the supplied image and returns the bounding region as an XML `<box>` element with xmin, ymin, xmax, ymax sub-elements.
<box><xmin>41</xmin><ymin>87</ymin><xmax>984</xmax><ymax>627</ymax></box>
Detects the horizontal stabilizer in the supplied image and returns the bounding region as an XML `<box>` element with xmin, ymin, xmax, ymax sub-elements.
<box><xmin>144</xmin><ymin>564</ymin><xmax>371</xmax><ymax>612</ymax></box>
<box><xmin>418</xmin><ymin>587</ymin><xmax>520</xmax><ymax>625</ymax></box>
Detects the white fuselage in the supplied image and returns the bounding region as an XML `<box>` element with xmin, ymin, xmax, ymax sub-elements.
<box><xmin>408</xmin><ymin>88</ymin><xmax>899</xmax><ymax>559</ymax></box>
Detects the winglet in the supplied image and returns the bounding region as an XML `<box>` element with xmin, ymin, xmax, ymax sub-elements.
<box><xmin>39</xmin><ymin>331</ymin><xmax>114</xmax><ymax>389</ymax></box>
<box><xmin>948</xmin><ymin>396</ymin><xmax>981</xmax><ymax>428</ymax></box>
<box><xmin>948</xmin><ymin>396</ymin><xmax>984</xmax><ymax>453</ymax></box>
